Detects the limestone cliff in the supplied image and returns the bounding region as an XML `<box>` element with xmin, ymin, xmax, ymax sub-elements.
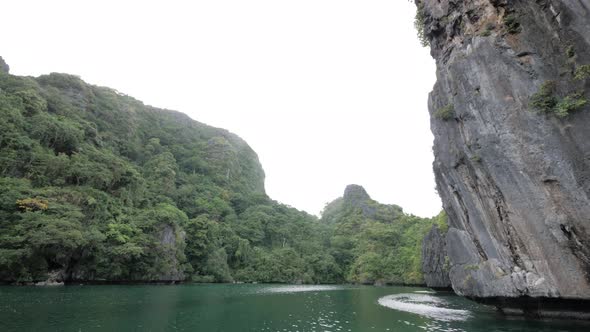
<box><xmin>422</xmin><ymin>225</ymin><xmax>451</xmax><ymax>289</ymax></box>
<box><xmin>418</xmin><ymin>0</ymin><xmax>590</xmax><ymax>318</ymax></box>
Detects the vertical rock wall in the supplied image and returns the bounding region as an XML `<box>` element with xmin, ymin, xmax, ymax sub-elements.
<box><xmin>418</xmin><ymin>0</ymin><xmax>590</xmax><ymax>316</ymax></box>
<box><xmin>422</xmin><ymin>225</ymin><xmax>451</xmax><ymax>288</ymax></box>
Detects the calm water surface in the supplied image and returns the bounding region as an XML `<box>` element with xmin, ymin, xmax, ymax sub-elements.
<box><xmin>0</xmin><ymin>284</ymin><xmax>587</xmax><ymax>331</ymax></box>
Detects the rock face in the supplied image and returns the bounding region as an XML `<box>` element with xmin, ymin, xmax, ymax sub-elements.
<box><xmin>418</xmin><ymin>0</ymin><xmax>590</xmax><ymax>317</ymax></box>
<box><xmin>0</xmin><ymin>56</ymin><xmax>8</xmax><ymax>74</ymax></box>
<box><xmin>343</xmin><ymin>184</ymin><xmax>371</xmax><ymax>204</ymax></box>
<box><xmin>155</xmin><ymin>224</ymin><xmax>186</xmax><ymax>281</ymax></box>
<box><xmin>342</xmin><ymin>184</ymin><xmax>377</xmax><ymax>217</ymax></box>
<box><xmin>422</xmin><ymin>225</ymin><xmax>451</xmax><ymax>288</ymax></box>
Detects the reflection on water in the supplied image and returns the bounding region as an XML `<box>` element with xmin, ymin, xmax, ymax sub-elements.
<box><xmin>378</xmin><ymin>293</ymin><xmax>471</xmax><ymax>322</ymax></box>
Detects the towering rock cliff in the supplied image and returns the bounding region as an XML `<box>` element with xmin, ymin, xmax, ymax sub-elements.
<box><xmin>418</xmin><ymin>0</ymin><xmax>590</xmax><ymax>318</ymax></box>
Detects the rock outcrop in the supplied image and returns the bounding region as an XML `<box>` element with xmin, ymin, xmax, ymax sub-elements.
<box><xmin>343</xmin><ymin>184</ymin><xmax>371</xmax><ymax>204</ymax></box>
<box><xmin>422</xmin><ymin>225</ymin><xmax>451</xmax><ymax>289</ymax></box>
<box><xmin>0</xmin><ymin>56</ymin><xmax>9</xmax><ymax>74</ymax></box>
<box><xmin>322</xmin><ymin>185</ymin><xmax>404</xmax><ymax>224</ymax></box>
<box><xmin>418</xmin><ymin>0</ymin><xmax>590</xmax><ymax>318</ymax></box>
<box><xmin>154</xmin><ymin>224</ymin><xmax>186</xmax><ymax>281</ymax></box>
<box><xmin>343</xmin><ymin>184</ymin><xmax>377</xmax><ymax>218</ymax></box>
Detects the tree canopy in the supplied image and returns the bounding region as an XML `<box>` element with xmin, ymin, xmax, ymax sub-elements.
<box><xmin>0</xmin><ymin>69</ymin><xmax>443</xmax><ymax>285</ymax></box>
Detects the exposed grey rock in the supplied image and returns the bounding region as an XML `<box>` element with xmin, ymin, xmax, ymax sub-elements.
<box><xmin>343</xmin><ymin>184</ymin><xmax>377</xmax><ymax>218</ymax></box>
<box><xmin>418</xmin><ymin>0</ymin><xmax>590</xmax><ymax>317</ymax></box>
<box><xmin>155</xmin><ymin>224</ymin><xmax>186</xmax><ymax>281</ymax></box>
<box><xmin>421</xmin><ymin>225</ymin><xmax>451</xmax><ymax>288</ymax></box>
<box><xmin>35</xmin><ymin>271</ymin><xmax>65</xmax><ymax>286</ymax></box>
<box><xmin>0</xmin><ymin>56</ymin><xmax>9</xmax><ymax>74</ymax></box>
<box><xmin>343</xmin><ymin>184</ymin><xmax>371</xmax><ymax>203</ymax></box>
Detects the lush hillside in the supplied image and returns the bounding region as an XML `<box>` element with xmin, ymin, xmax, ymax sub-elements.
<box><xmin>0</xmin><ymin>64</ymin><xmax>335</xmax><ymax>283</ymax></box>
<box><xmin>0</xmin><ymin>61</ymin><xmax>442</xmax><ymax>285</ymax></box>
<box><xmin>321</xmin><ymin>185</ymin><xmax>446</xmax><ymax>285</ymax></box>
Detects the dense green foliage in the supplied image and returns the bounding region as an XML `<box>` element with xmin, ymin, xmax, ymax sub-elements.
<box><xmin>0</xmin><ymin>69</ymin><xmax>441</xmax><ymax>285</ymax></box>
<box><xmin>414</xmin><ymin>1</ymin><xmax>429</xmax><ymax>48</ymax></box>
<box><xmin>320</xmin><ymin>191</ymin><xmax>446</xmax><ymax>285</ymax></box>
<box><xmin>554</xmin><ymin>93</ymin><xmax>587</xmax><ymax>118</ymax></box>
<box><xmin>530</xmin><ymin>81</ymin><xmax>587</xmax><ymax>118</ymax></box>
<box><xmin>530</xmin><ymin>81</ymin><xmax>558</xmax><ymax>114</ymax></box>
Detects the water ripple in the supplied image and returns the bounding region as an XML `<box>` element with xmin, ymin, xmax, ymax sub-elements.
<box><xmin>261</xmin><ymin>285</ymin><xmax>344</xmax><ymax>294</ymax></box>
<box><xmin>378</xmin><ymin>293</ymin><xmax>471</xmax><ymax>322</ymax></box>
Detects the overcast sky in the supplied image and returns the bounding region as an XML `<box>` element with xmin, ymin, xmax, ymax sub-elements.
<box><xmin>1</xmin><ymin>0</ymin><xmax>440</xmax><ymax>217</ymax></box>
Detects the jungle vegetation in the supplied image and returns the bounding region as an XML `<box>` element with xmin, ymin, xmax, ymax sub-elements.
<box><xmin>0</xmin><ymin>69</ymin><xmax>444</xmax><ymax>284</ymax></box>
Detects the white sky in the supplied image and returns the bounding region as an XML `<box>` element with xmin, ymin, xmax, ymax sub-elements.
<box><xmin>1</xmin><ymin>0</ymin><xmax>440</xmax><ymax>217</ymax></box>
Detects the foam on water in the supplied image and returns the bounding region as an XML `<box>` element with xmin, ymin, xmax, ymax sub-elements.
<box><xmin>262</xmin><ymin>285</ymin><xmax>344</xmax><ymax>294</ymax></box>
<box><xmin>378</xmin><ymin>293</ymin><xmax>471</xmax><ymax>322</ymax></box>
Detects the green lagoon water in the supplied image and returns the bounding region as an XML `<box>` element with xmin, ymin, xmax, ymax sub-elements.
<box><xmin>0</xmin><ymin>284</ymin><xmax>587</xmax><ymax>332</ymax></box>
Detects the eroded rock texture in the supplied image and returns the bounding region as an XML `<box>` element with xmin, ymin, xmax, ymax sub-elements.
<box><xmin>422</xmin><ymin>225</ymin><xmax>451</xmax><ymax>288</ymax></box>
<box><xmin>343</xmin><ymin>184</ymin><xmax>377</xmax><ymax>218</ymax></box>
<box><xmin>418</xmin><ymin>0</ymin><xmax>590</xmax><ymax>316</ymax></box>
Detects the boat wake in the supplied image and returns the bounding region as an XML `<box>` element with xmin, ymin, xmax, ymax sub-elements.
<box><xmin>378</xmin><ymin>293</ymin><xmax>471</xmax><ymax>322</ymax></box>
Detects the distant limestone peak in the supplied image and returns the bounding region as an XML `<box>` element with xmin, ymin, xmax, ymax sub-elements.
<box><xmin>343</xmin><ymin>184</ymin><xmax>371</xmax><ymax>205</ymax></box>
<box><xmin>342</xmin><ymin>184</ymin><xmax>377</xmax><ymax>217</ymax></box>
<box><xmin>321</xmin><ymin>184</ymin><xmax>404</xmax><ymax>223</ymax></box>
<box><xmin>0</xmin><ymin>56</ymin><xmax>9</xmax><ymax>74</ymax></box>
